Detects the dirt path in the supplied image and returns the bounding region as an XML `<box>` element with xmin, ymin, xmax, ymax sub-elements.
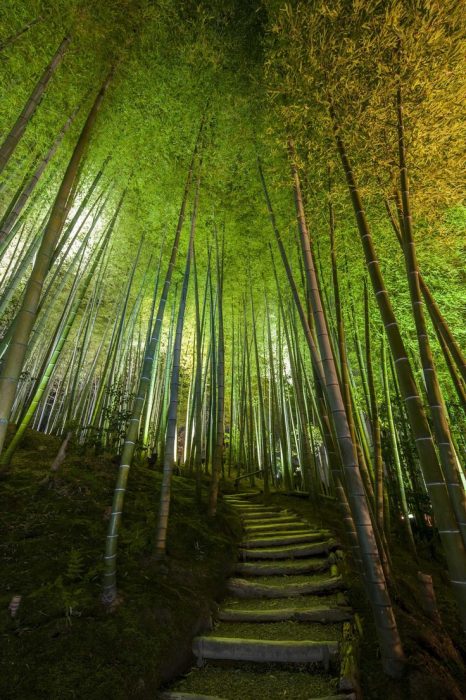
<box><xmin>161</xmin><ymin>493</ymin><xmax>358</xmax><ymax>700</ymax></box>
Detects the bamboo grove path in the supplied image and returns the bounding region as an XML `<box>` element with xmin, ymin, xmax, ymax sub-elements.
<box><xmin>161</xmin><ymin>492</ymin><xmax>358</xmax><ymax>700</ymax></box>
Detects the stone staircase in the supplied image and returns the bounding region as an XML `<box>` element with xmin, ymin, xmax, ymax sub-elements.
<box><xmin>161</xmin><ymin>493</ymin><xmax>358</xmax><ymax>700</ymax></box>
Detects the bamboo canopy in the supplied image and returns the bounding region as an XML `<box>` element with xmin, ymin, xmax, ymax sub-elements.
<box><xmin>0</xmin><ymin>0</ymin><xmax>465</xmax><ymax>686</ymax></box>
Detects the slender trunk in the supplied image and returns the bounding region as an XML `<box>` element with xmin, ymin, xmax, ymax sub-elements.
<box><xmin>333</xmin><ymin>115</ymin><xmax>466</xmax><ymax>629</ymax></box>
<box><xmin>364</xmin><ymin>281</ymin><xmax>384</xmax><ymax>532</ymax></box>
<box><xmin>261</xmin><ymin>155</ymin><xmax>405</xmax><ymax>677</ymax></box>
<box><xmin>1</xmin><ymin>220</ymin><xmax>112</xmax><ymax>464</ymax></box>
<box><xmin>0</xmin><ymin>36</ymin><xmax>71</xmax><ymax>174</ymax></box>
<box><xmin>209</xmin><ymin>227</ymin><xmax>225</xmax><ymax>515</ymax></box>
<box><xmin>192</xmin><ymin>244</ymin><xmax>204</xmax><ymax>500</ymax></box>
<box><xmin>0</xmin><ymin>108</ymin><xmax>79</xmax><ymax>245</ymax></box>
<box><xmin>154</xmin><ymin>202</ymin><xmax>195</xmax><ymax>557</ymax></box>
<box><xmin>250</xmin><ymin>287</ymin><xmax>270</xmax><ymax>496</ymax></box>
<box><xmin>137</xmin><ymin>240</ymin><xmax>165</xmax><ymax>445</ymax></box>
<box><xmin>0</xmin><ymin>76</ymin><xmax>111</xmax><ymax>458</ymax></box>
<box><xmin>0</xmin><ymin>17</ymin><xmax>41</xmax><ymax>52</ymax></box>
<box><xmin>384</xmin><ymin>195</ymin><xmax>466</xmax><ymax>386</ymax></box>
<box><xmin>396</xmin><ymin>86</ymin><xmax>466</xmax><ymax>548</ymax></box>
<box><xmin>102</xmin><ymin>118</ymin><xmax>203</xmax><ymax>603</ymax></box>
<box><xmin>382</xmin><ymin>337</ymin><xmax>417</xmax><ymax>555</ymax></box>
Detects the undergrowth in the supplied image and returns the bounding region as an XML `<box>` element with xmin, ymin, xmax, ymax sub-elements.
<box><xmin>0</xmin><ymin>430</ymin><xmax>241</xmax><ymax>699</ymax></box>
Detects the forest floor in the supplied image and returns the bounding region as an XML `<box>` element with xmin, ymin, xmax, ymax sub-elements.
<box><xmin>0</xmin><ymin>431</ymin><xmax>241</xmax><ymax>700</ymax></box>
<box><xmin>1</xmin><ymin>433</ymin><xmax>465</xmax><ymax>699</ymax></box>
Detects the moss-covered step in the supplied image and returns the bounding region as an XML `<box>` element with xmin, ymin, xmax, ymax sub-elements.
<box><xmin>224</xmin><ymin>493</ymin><xmax>259</xmax><ymax>499</ymax></box>
<box><xmin>234</xmin><ymin>557</ymin><xmax>330</xmax><ymax>576</ymax></box>
<box><xmin>231</xmin><ymin>505</ymin><xmax>279</xmax><ymax>511</ymax></box>
<box><xmin>160</xmin><ymin>694</ymin><xmax>225</xmax><ymax>700</ymax></box>
<box><xmin>218</xmin><ymin>605</ymin><xmax>352</xmax><ymax>623</ymax></box>
<box><xmin>243</xmin><ymin>523</ymin><xmax>309</xmax><ymax>535</ymax></box>
<box><xmin>227</xmin><ymin>575</ymin><xmax>345</xmax><ymax>598</ymax></box>
<box><xmin>192</xmin><ymin>636</ymin><xmax>339</xmax><ymax>666</ymax></box>
<box><xmin>161</xmin><ymin>695</ymin><xmax>355</xmax><ymax>700</ymax></box>
<box><xmin>231</xmin><ymin>501</ymin><xmax>282</xmax><ymax>513</ymax></box>
<box><xmin>209</xmin><ymin>620</ymin><xmax>342</xmax><ymax>642</ymax></box>
<box><xmin>167</xmin><ymin>664</ymin><xmax>342</xmax><ymax>700</ymax></box>
<box><xmin>241</xmin><ymin>531</ymin><xmax>331</xmax><ymax>548</ymax></box>
<box><xmin>239</xmin><ymin>539</ymin><xmax>338</xmax><ymax>560</ymax></box>
<box><xmin>243</xmin><ymin>517</ymin><xmax>307</xmax><ymax>527</ymax></box>
<box><xmin>225</xmin><ymin>499</ymin><xmax>266</xmax><ymax>504</ymax></box>
<box><xmin>160</xmin><ymin>691</ymin><xmax>356</xmax><ymax>700</ymax></box>
<box><xmin>241</xmin><ymin>514</ymin><xmax>299</xmax><ymax>524</ymax></box>
<box><xmin>223</xmin><ymin>500</ymin><xmax>264</xmax><ymax>506</ymax></box>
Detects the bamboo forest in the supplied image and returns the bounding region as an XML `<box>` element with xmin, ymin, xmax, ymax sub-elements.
<box><xmin>0</xmin><ymin>1</ymin><xmax>465</xmax><ymax>698</ymax></box>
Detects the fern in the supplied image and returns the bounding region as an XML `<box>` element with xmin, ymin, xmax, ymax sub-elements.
<box><xmin>65</xmin><ymin>549</ymin><xmax>84</xmax><ymax>581</ymax></box>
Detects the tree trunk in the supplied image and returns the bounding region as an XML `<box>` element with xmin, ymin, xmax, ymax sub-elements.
<box><xmin>0</xmin><ymin>107</ymin><xmax>79</xmax><ymax>245</ymax></box>
<box><xmin>396</xmin><ymin>86</ymin><xmax>466</xmax><ymax>548</ymax></box>
<box><xmin>154</xmin><ymin>190</ymin><xmax>196</xmax><ymax>557</ymax></box>
<box><xmin>0</xmin><ymin>75</ymin><xmax>111</xmax><ymax>459</ymax></box>
<box><xmin>102</xmin><ymin>117</ymin><xmax>204</xmax><ymax>604</ymax></box>
<box><xmin>260</xmin><ymin>156</ymin><xmax>405</xmax><ymax>677</ymax></box>
<box><xmin>0</xmin><ymin>35</ymin><xmax>71</xmax><ymax>174</ymax></box>
<box><xmin>209</xmin><ymin>227</ymin><xmax>225</xmax><ymax>515</ymax></box>
<box><xmin>333</xmin><ymin>115</ymin><xmax>466</xmax><ymax>630</ymax></box>
<box><xmin>0</xmin><ymin>17</ymin><xmax>41</xmax><ymax>52</ymax></box>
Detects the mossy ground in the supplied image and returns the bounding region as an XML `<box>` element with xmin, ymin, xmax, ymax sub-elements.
<box><xmin>0</xmin><ymin>430</ymin><xmax>241</xmax><ymax>700</ymax></box>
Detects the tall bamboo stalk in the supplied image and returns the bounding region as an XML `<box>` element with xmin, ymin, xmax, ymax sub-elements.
<box><xmin>1</xmin><ymin>222</ymin><xmax>111</xmax><ymax>463</ymax></box>
<box><xmin>260</xmin><ymin>155</ymin><xmax>404</xmax><ymax>677</ymax></box>
<box><xmin>0</xmin><ymin>36</ymin><xmax>71</xmax><ymax>174</ymax></box>
<box><xmin>0</xmin><ymin>108</ymin><xmax>79</xmax><ymax>245</ymax></box>
<box><xmin>333</xmin><ymin>117</ymin><xmax>466</xmax><ymax>629</ymax></box>
<box><xmin>363</xmin><ymin>281</ymin><xmax>384</xmax><ymax>532</ymax></box>
<box><xmin>102</xmin><ymin>119</ymin><xmax>204</xmax><ymax>603</ymax></box>
<box><xmin>154</xmin><ymin>194</ymin><xmax>196</xmax><ymax>556</ymax></box>
<box><xmin>209</xmin><ymin>226</ymin><xmax>225</xmax><ymax>515</ymax></box>
<box><xmin>396</xmin><ymin>86</ymin><xmax>466</xmax><ymax>547</ymax></box>
<box><xmin>0</xmin><ymin>16</ymin><xmax>41</xmax><ymax>52</ymax></box>
<box><xmin>0</xmin><ymin>76</ymin><xmax>112</xmax><ymax>458</ymax></box>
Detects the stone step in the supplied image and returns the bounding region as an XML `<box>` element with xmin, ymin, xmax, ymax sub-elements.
<box><xmin>236</xmin><ymin>509</ymin><xmax>281</xmax><ymax>522</ymax></box>
<box><xmin>243</xmin><ymin>522</ymin><xmax>309</xmax><ymax>534</ymax></box>
<box><xmin>224</xmin><ymin>492</ymin><xmax>258</xmax><ymax>499</ymax></box>
<box><xmin>165</xmin><ymin>664</ymin><xmax>349</xmax><ymax>699</ymax></box>
<box><xmin>243</xmin><ymin>516</ymin><xmax>307</xmax><ymax>526</ymax></box>
<box><xmin>227</xmin><ymin>575</ymin><xmax>345</xmax><ymax>599</ymax></box>
<box><xmin>218</xmin><ymin>605</ymin><xmax>352</xmax><ymax>623</ymax></box>
<box><xmin>241</xmin><ymin>514</ymin><xmax>297</xmax><ymax>523</ymax></box>
<box><xmin>224</xmin><ymin>499</ymin><xmax>262</xmax><ymax>506</ymax></box>
<box><xmin>230</xmin><ymin>506</ymin><xmax>279</xmax><ymax>513</ymax></box>
<box><xmin>192</xmin><ymin>636</ymin><xmax>339</xmax><ymax>667</ymax></box>
<box><xmin>239</xmin><ymin>539</ymin><xmax>337</xmax><ymax>560</ymax></box>
<box><xmin>160</xmin><ymin>694</ymin><xmax>225</xmax><ymax>700</ymax></box>
<box><xmin>234</xmin><ymin>558</ymin><xmax>329</xmax><ymax>576</ymax></box>
<box><xmin>162</xmin><ymin>694</ymin><xmax>355</xmax><ymax>700</ymax></box>
<box><xmin>241</xmin><ymin>532</ymin><xmax>330</xmax><ymax>548</ymax></box>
